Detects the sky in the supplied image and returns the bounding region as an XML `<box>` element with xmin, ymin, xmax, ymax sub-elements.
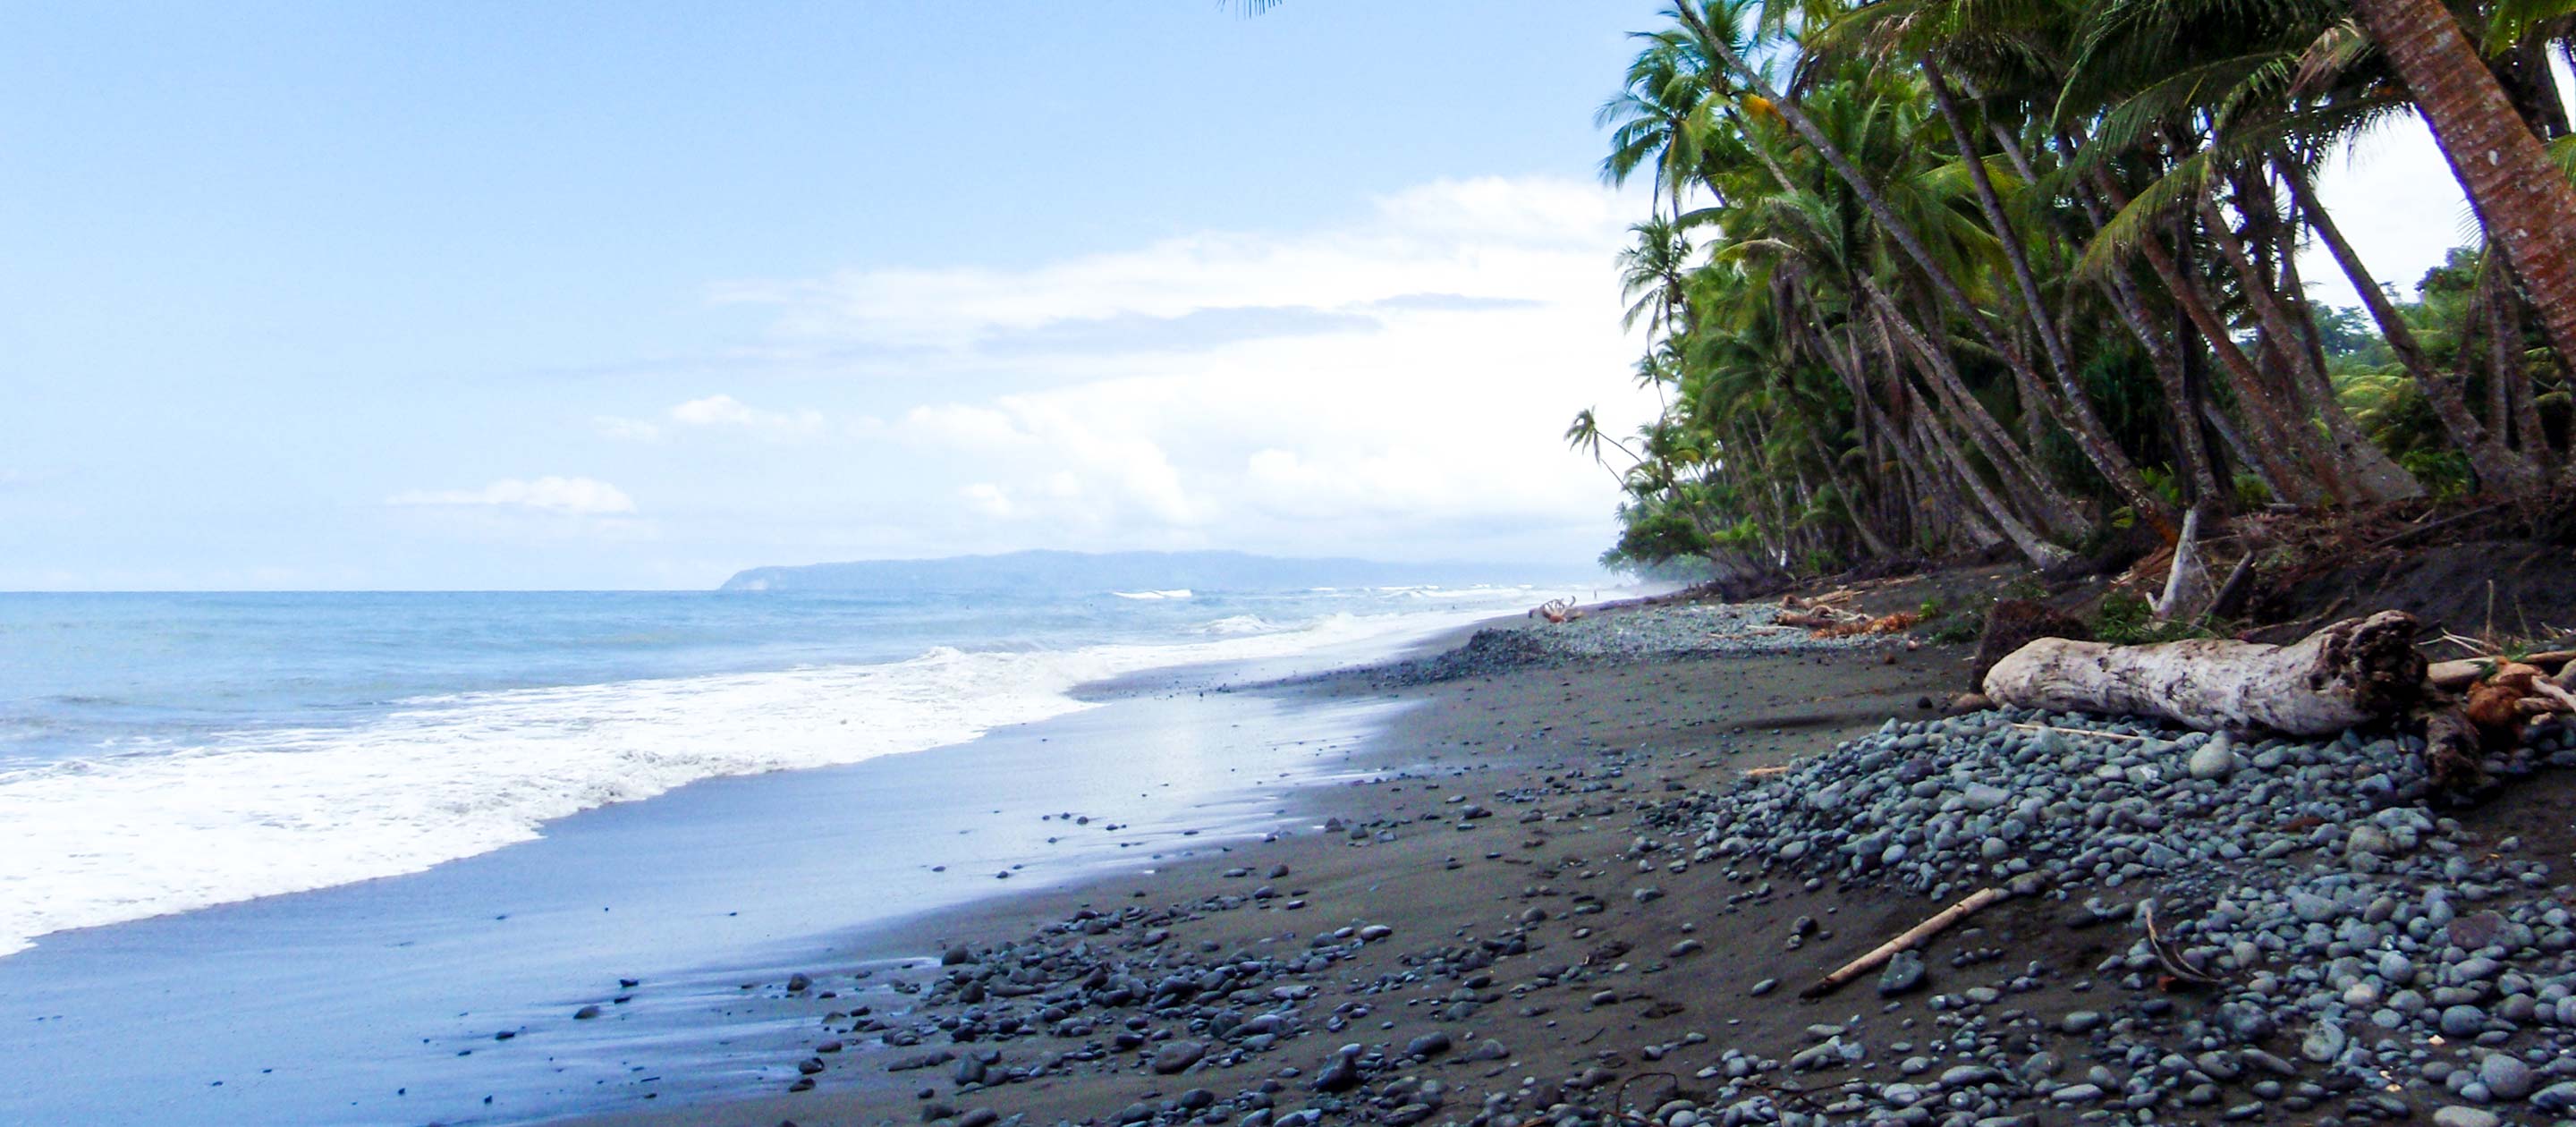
<box><xmin>0</xmin><ymin>1</ymin><xmax>2483</xmax><ymax>590</ymax></box>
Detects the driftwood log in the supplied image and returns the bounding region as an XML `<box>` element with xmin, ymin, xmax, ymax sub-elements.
<box><xmin>2427</xmin><ymin>649</ymin><xmax>2574</xmax><ymax>691</ymax></box>
<box><xmin>1982</xmin><ymin>612</ymin><xmax>2425</xmax><ymax>734</ymax></box>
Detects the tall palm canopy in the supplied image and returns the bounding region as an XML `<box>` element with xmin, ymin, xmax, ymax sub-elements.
<box><xmin>1574</xmin><ymin>0</ymin><xmax>2573</xmax><ymax>579</ymax></box>
<box><xmin>1232</xmin><ymin>0</ymin><xmax>2574</xmax><ymax>580</ymax></box>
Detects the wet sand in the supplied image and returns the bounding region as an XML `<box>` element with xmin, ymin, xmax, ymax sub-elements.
<box><xmin>558</xmin><ymin>623</ymin><xmax>1973</xmax><ymax>1126</ymax></box>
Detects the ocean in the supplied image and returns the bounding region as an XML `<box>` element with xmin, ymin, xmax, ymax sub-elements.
<box><xmin>0</xmin><ymin>583</ymin><xmax>1584</xmax><ymax>960</ymax></box>
<box><xmin>0</xmin><ymin>580</ymin><xmax>1597</xmax><ymax>1126</ymax></box>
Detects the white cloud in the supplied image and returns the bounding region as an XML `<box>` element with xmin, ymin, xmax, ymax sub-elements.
<box><xmin>962</xmin><ymin>482</ymin><xmax>1016</xmax><ymax>519</ymax></box>
<box><xmin>513</xmin><ymin>177</ymin><xmax>1654</xmax><ymax>570</ymax></box>
<box><xmin>666</xmin><ymin>394</ymin><xmax>826</xmax><ymax>440</ymax></box>
<box><xmin>701</xmin><ymin>176</ymin><xmax>1652</xmax><ymax>559</ymax></box>
<box><xmin>387</xmin><ymin>476</ymin><xmax>638</xmax><ymax>516</ymax></box>
<box><xmin>593</xmin><ymin>415</ymin><xmax>664</xmax><ymax>442</ymax></box>
<box><xmin>712</xmin><ymin>176</ymin><xmax>1631</xmax><ymax>358</ymax></box>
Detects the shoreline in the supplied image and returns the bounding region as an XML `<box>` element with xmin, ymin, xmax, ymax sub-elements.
<box><xmin>0</xmin><ymin>601</ymin><xmax>1571</xmax><ymax>1127</ymax></box>
<box><xmin>23</xmin><ymin>582</ymin><xmax>2572</xmax><ymax>1127</ymax></box>
<box><xmin>549</xmin><ymin>588</ymin><xmax>2576</xmax><ymax>1127</ymax></box>
<box><xmin>555</xmin><ymin>599</ymin><xmax>1955</xmax><ymax>1125</ymax></box>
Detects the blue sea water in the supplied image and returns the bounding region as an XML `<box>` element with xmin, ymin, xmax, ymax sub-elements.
<box><xmin>0</xmin><ymin>582</ymin><xmax>1580</xmax><ymax>960</ymax></box>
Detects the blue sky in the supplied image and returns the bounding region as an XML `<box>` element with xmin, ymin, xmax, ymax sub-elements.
<box><xmin>0</xmin><ymin>2</ymin><xmax>2470</xmax><ymax>589</ymax></box>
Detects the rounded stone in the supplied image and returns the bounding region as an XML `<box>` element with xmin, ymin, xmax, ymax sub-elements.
<box><xmin>2479</xmin><ymin>1055</ymin><xmax>2534</xmax><ymax>1101</ymax></box>
<box><xmin>2438</xmin><ymin>1004</ymin><xmax>2487</xmax><ymax>1037</ymax></box>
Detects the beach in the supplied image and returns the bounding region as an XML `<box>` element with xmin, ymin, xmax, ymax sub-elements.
<box><xmin>547</xmin><ymin>588</ymin><xmax>2576</xmax><ymax>1127</ymax></box>
<box><xmin>20</xmin><ymin>3</ymin><xmax>2576</xmax><ymax>1124</ymax></box>
<box><xmin>12</xmin><ymin>587</ymin><xmax>2576</xmax><ymax>1127</ymax></box>
<box><xmin>547</xmin><ymin>595</ymin><xmax>1974</xmax><ymax>1125</ymax></box>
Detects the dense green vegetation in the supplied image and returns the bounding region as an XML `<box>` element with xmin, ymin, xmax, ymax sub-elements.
<box><xmin>1572</xmin><ymin>0</ymin><xmax>2576</xmax><ymax>582</ymax></box>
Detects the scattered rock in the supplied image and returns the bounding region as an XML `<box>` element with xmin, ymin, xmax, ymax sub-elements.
<box><xmin>1876</xmin><ymin>949</ymin><xmax>1926</xmax><ymax>996</ymax></box>
<box><xmin>2188</xmin><ymin>733</ymin><xmax>2235</xmax><ymax>781</ymax></box>
<box><xmin>2479</xmin><ymin>1054</ymin><xmax>2534</xmax><ymax>1101</ymax></box>
<box><xmin>1149</xmin><ymin>1040</ymin><xmax>1206</xmax><ymax>1075</ymax></box>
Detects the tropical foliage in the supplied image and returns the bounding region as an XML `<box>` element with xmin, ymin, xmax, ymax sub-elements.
<box><xmin>1574</xmin><ymin>0</ymin><xmax>2576</xmax><ymax>580</ymax></box>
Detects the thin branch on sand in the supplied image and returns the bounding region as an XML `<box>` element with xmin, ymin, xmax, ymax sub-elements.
<box><xmin>1800</xmin><ymin>886</ymin><xmax>2006</xmax><ymax>999</ymax></box>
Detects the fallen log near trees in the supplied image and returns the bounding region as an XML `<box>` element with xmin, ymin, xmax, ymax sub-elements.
<box><xmin>1981</xmin><ymin>612</ymin><xmax>2425</xmax><ymax>735</ymax></box>
<box><xmin>2418</xmin><ymin>656</ymin><xmax>2576</xmax><ymax>784</ymax></box>
<box><xmin>2427</xmin><ymin>649</ymin><xmax>2574</xmax><ymax>691</ymax></box>
<box><xmin>1775</xmin><ymin>608</ymin><xmax>1848</xmax><ymax>630</ymax></box>
<box><xmin>1775</xmin><ymin>600</ymin><xmax>1922</xmax><ymax>638</ymax></box>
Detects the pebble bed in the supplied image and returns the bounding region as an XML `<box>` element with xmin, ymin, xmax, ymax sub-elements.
<box><xmin>781</xmin><ymin>708</ymin><xmax>2576</xmax><ymax>1127</ymax></box>
<box><xmin>1637</xmin><ymin>706</ymin><xmax>2576</xmax><ymax>1127</ymax></box>
<box><xmin>698</xmin><ymin>606</ymin><xmax>2576</xmax><ymax>1127</ymax></box>
<box><xmin>1349</xmin><ymin>604</ymin><xmax>1887</xmax><ymax>688</ymax></box>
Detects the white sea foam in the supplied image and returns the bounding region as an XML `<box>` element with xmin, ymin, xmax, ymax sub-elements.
<box><xmin>0</xmin><ymin>607</ymin><xmax>1503</xmax><ymax>958</ymax></box>
<box><xmin>1111</xmin><ymin>589</ymin><xmax>1194</xmax><ymax>600</ymax></box>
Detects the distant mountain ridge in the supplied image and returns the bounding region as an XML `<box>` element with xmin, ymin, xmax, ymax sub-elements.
<box><xmin>717</xmin><ymin>550</ymin><xmax>1597</xmax><ymax>593</ymax></box>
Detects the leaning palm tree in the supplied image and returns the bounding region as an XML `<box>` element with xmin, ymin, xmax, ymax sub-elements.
<box><xmin>2350</xmin><ymin>0</ymin><xmax>2576</xmax><ymax>373</ymax></box>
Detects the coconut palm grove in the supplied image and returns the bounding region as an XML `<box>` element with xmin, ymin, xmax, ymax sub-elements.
<box><xmin>1571</xmin><ymin>0</ymin><xmax>2576</xmax><ymax>582</ymax></box>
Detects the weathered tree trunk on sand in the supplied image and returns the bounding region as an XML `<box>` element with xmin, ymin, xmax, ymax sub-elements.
<box><xmin>1982</xmin><ymin>612</ymin><xmax>2426</xmax><ymax>734</ymax></box>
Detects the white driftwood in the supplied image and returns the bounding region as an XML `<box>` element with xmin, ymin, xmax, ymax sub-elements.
<box><xmin>1982</xmin><ymin>611</ymin><xmax>2425</xmax><ymax>734</ymax></box>
<box><xmin>2151</xmin><ymin>508</ymin><xmax>2211</xmax><ymax>621</ymax></box>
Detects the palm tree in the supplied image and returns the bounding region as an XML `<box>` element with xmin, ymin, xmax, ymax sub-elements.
<box><xmin>2350</xmin><ymin>0</ymin><xmax>2576</xmax><ymax>376</ymax></box>
<box><xmin>1665</xmin><ymin>0</ymin><xmax>2182</xmax><ymax>533</ymax></box>
<box><xmin>1241</xmin><ymin>0</ymin><xmax>2572</xmax><ymax>571</ymax></box>
<box><xmin>1617</xmin><ymin>216</ymin><xmax>1697</xmax><ymax>340</ymax></box>
<box><xmin>1598</xmin><ymin>35</ymin><xmax>1721</xmax><ymax>224</ymax></box>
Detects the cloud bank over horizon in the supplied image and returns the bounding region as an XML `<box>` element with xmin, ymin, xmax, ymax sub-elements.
<box><xmin>102</xmin><ymin>175</ymin><xmax>1654</xmax><ymax>591</ymax></box>
<box><xmin>668</xmin><ymin>177</ymin><xmax>1648</xmax><ymax>559</ymax></box>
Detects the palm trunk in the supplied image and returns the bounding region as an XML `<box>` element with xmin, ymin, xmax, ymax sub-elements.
<box><xmin>2282</xmin><ymin>160</ymin><xmax>2544</xmax><ymax>493</ymax></box>
<box><xmin>2486</xmin><ymin>267</ymin><xmax>2552</xmax><ymax>462</ymax></box>
<box><xmin>2141</xmin><ymin>220</ymin><xmax>2340</xmax><ymax>502</ymax></box>
<box><xmin>2200</xmin><ymin>399</ymin><xmax>2280</xmax><ymax>504</ymax></box>
<box><xmin>1908</xmin><ymin>409</ymin><xmax>2036</xmax><ymax>561</ymax></box>
<box><xmin>2071</xmin><ymin>131</ymin><xmax>2353</xmax><ymax>503</ymax></box>
<box><xmin>1809</xmin><ymin>431</ymin><xmax>1894</xmax><ymax>558</ymax></box>
<box><xmin>1924</xmin><ymin>55</ymin><xmax>2179</xmax><ymax>528</ymax></box>
<box><xmin>1830</xmin><ymin>326</ymin><xmax>1940</xmax><ymax>548</ymax></box>
<box><xmin>2198</xmin><ymin>193</ymin><xmax>2423</xmax><ymax>501</ymax></box>
<box><xmin>1872</xmin><ymin>310</ymin><xmax>2070</xmax><ymax>568</ymax></box>
<box><xmin>2068</xmin><ymin>185</ymin><xmax>2225</xmax><ymax>509</ymax></box>
<box><xmin>2263</xmin><ymin>179</ymin><xmax>2427</xmax><ymax>503</ymax></box>
<box><xmin>1855</xmin><ymin>273</ymin><xmax>2089</xmax><ymax>537</ymax></box>
<box><xmin>2352</xmin><ymin>0</ymin><xmax>2576</xmax><ymax>367</ymax></box>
